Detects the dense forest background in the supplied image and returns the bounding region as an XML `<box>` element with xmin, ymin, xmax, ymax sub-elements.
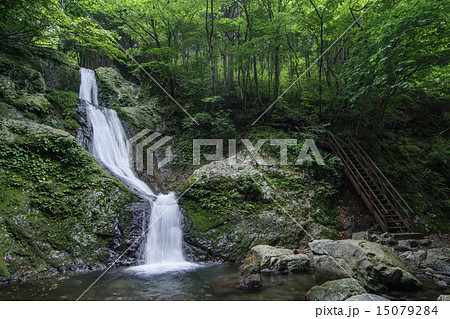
<box><xmin>0</xmin><ymin>0</ymin><xmax>448</xmax><ymax>232</ymax></box>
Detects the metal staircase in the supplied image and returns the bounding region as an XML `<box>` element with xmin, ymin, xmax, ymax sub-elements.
<box><xmin>327</xmin><ymin>133</ymin><xmax>415</xmax><ymax>233</ymax></box>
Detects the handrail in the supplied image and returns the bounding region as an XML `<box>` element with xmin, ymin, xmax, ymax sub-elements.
<box><xmin>348</xmin><ymin>137</ymin><xmax>414</xmax><ymax>231</ymax></box>
<box><xmin>327</xmin><ymin>133</ymin><xmax>389</xmax><ymax>231</ymax></box>
<box><xmin>325</xmin><ymin>131</ymin><xmax>414</xmax><ymax>232</ymax></box>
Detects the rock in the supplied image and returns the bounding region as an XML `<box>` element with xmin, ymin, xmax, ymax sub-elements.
<box><xmin>0</xmin><ymin>75</ymin><xmax>17</xmax><ymax>99</ymax></box>
<box><xmin>372</xmin><ymin>233</ymin><xmax>397</xmax><ymax>246</ymax></box>
<box><xmin>306</xmin><ymin>278</ymin><xmax>366</xmax><ymax>301</ymax></box>
<box><xmin>239</xmin><ymin>260</ymin><xmax>262</xmax><ymax>289</ymax></box>
<box><xmin>352</xmin><ymin>231</ymin><xmax>369</xmax><ymax>241</ymax></box>
<box><xmin>437</xmin><ymin>295</ymin><xmax>450</xmax><ymax>301</ymax></box>
<box><xmin>423</xmin><ymin>248</ymin><xmax>450</xmax><ymax>275</ymax></box>
<box><xmin>435</xmin><ymin>280</ymin><xmax>448</xmax><ymax>287</ymax></box>
<box><xmin>239</xmin><ymin>274</ymin><xmax>262</xmax><ymax>289</ymax></box>
<box><xmin>0</xmin><ymin>102</ymin><xmax>23</xmax><ymax>119</ymax></box>
<box><xmin>309</xmin><ymin>239</ymin><xmax>422</xmax><ymax>292</ymax></box>
<box><xmin>305</xmin><ymin>222</ymin><xmax>340</xmax><ymax>241</ymax></box>
<box><xmin>95</xmin><ymin>67</ymin><xmax>139</xmax><ymax>106</ymax></box>
<box><xmin>346</xmin><ymin>294</ymin><xmax>390</xmax><ymax>301</ymax></box>
<box><xmin>30</xmin><ymin>56</ymin><xmax>79</xmax><ymax>92</ymax></box>
<box><xmin>399</xmin><ymin>250</ymin><xmax>427</xmax><ymax>267</ymax></box>
<box><xmin>14</xmin><ymin>94</ymin><xmax>51</xmax><ymax>115</ymax></box>
<box><xmin>417</xmin><ymin>239</ymin><xmax>432</xmax><ymax>247</ymax></box>
<box><xmin>243</xmin><ymin>245</ymin><xmax>309</xmax><ymax>273</ymax></box>
<box><xmin>397</xmin><ymin>239</ymin><xmax>419</xmax><ymax>251</ymax></box>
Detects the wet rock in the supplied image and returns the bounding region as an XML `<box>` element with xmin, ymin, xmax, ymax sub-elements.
<box><xmin>76</xmin><ymin>100</ymin><xmax>93</xmax><ymax>152</ymax></box>
<box><xmin>239</xmin><ymin>260</ymin><xmax>262</xmax><ymax>289</ymax></box>
<box><xmin>239</xmin><ymin>274</ymin><xmax>262</xmax><ymax>289</ymax></box>
<box><xmin>309</xmin><ymin>239</ymin><xmax>422</xmax><ymax>292</ymax></box>
<box><xmin>346</xmin><ymin>294</ymin><xmax>390</xmax><ymax>301</ymax></box>
<box><xmin>243</xmin><ymin>245</ymin><xmax>309</xmax><ymax>273</ymax></box>
<box><xmin>423</xmin><ymin>248</ymin><xmax>450</xmax><ymax>275</ymax></box>
<box><xmin>306</xmin><ymin>278</ymin><xmax>366</xmax><ymax>301</ymax></box>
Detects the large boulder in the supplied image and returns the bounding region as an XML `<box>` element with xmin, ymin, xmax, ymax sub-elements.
<box><xmin>423</xmin><ymin>248</ymin><xmax>450</xmax><ymax>275</ymax></box>
<box><xmin>306</xmin><ymin>278</ymin><xmax>366</xmax><ymax>301</ymax></box>
<box><xmin>243</xmin><ymin>245</ymin><xmax>309</xmax><ymax>273</ymax></box>
<box><xmin>309</xmin><ymin>239</ymin><xmax>422</xmax><ymax>292</ymax></box>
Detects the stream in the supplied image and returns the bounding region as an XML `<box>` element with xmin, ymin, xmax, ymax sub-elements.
<box><xmin>0</xmin><ymin>264</ymin><xmax>448</xmax><ymax>301</ymax></box>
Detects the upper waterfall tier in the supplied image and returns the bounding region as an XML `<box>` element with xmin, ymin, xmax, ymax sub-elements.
<box><xmin>78</xmin><ymin>67</ymin><xmax>154</xmax><ymax>196</ymax></box>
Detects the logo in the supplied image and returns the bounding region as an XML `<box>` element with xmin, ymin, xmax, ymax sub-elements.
<box><xmin>128</xmin><ymin>129</ymin><xmax>173</xmax><ymax>175</ymax></box>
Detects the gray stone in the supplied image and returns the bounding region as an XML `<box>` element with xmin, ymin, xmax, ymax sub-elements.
<box><xmin>423</xmin><ymin>248</ymin><xmax>450</xmax><ymax>275</ymax></box>
<box><xmin>306</xmin><ymin>278</ymin><xmax>366</xmax><ymax>301</ymax></box>
<box><xmin>346</xmin><ymin>294</ymin><xmax>390</xmax><ymax>301</ymax></box>
<box><xmin>399</xmin><ymin>250</ymin><xmax>427</xmax><ymax>266</ymax></box>
<box><xmin>309</xmin><ymin>239</ymin><xmax>422</xmax><ymax>292</ymax></box>
<box><xmin>352</xmin><ymin>231</ymin><xmax>369</xmax><ymax>241</ymax></box>
<box><xmin>397</xmin><ymin>239</ymin><xmax>419</xmax><ymax>251</ymax></box>
<box><xmin>243</xmin><ymin>245</ymin><xmax>309</xmax><ymax>273</ymax></box>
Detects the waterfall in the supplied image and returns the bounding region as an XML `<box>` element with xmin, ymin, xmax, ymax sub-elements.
<box><xmin>79</xmin><ymin>68</ymin><xmax>196</xmax><ymax>274</ymax></box>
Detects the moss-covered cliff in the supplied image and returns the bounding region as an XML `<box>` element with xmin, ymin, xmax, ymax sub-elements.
<box><xmin>0</xmin><ymin>47</ymin><xmax>139</xmax><ymax>282</ymax></box>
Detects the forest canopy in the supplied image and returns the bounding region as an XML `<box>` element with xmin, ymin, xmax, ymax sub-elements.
<box><xmin>1</xmin><ymin>0</ymin><xmax>448</xmax><ymax>129</ymax></box>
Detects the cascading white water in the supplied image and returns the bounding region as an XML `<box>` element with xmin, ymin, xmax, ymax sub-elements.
<box><xmin>80</xmin><ymin>68</ymin><xmax>153</xmax><ymax>197</ymax></box>
<box><xmin>144</xmin><ymin>193</ymin><xmax>185</xmax><ymax>263</ymax></box>
<box><xmin>79</xmin><ymin>68</ymin><xmax>196</xmax><ymax>274</ymax></box>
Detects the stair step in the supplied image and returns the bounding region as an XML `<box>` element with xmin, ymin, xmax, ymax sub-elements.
<box><xmin>391</xmin><ymin>233</ymin><xmax>424</xmax><ymax>240</ymax></box>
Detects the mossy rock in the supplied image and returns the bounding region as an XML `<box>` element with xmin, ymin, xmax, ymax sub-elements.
<box><xmin>13</xmin><ymin>94</ymin><xmax>51</xmax><ymax>115</ymax></box>
<box><xmin>306</xmin><ymin>278</ymin><xmax>366</xmax><ymax>301</ymax></box>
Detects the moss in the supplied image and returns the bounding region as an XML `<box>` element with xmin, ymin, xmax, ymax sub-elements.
<box><xmin>182</xmin><ymin>177</ymin><xmax>266</xmax><ymax>231</ymax></box>
<box><xmin>0</xmin><ymin>249</ymin><xmax>10</xmax><ymax>277</ymax></box>
<box><xmin>44</xmin><ymin>90</ymin><xmax>80</xmax><ymax>135</ymax></box>
<box><xmin>13</xmin><ymin>94</ymin><xmax>51</xmax><ymax>115</ymax></box>
<box><xmin>241</xmin><ymin>260</ymin><xmax>261</xmax><ymax>276</ymax></box>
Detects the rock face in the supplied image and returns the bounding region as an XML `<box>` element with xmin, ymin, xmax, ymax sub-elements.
<box><xmin>423</xmin><ymin>248</ymin><xmax>450</xmax><ymax>275</ymax></box>
<box><xmin>180</xmin><ymin>152</ymin><xmax>340</xmax><ymax>262</ymax></box>
<box><xmin>95</xmin><ymin>67</ymin><xmax>139</xmax><ymax>107</ymax></box>
<box><xmin>306</xmin><ymin>278</ymin><xmax>366</xmax><ymax>301</ymax></box>
<box><xmin>0</xmin><ymin>118</ymin><xmax>139</xmax><ymax>282</ymax></box>
<box><xmin>309</xmin><ymin>239</ymin><xmax>422</xmax><ymax>292</ymax></box>
<box><xmin>242</xmin><ymin>245</ymin><xmax>309</xmax><ymax>273</ymax></box>
<box><xmin>346</xmin><ymin>294</ymin><xmax>390</xmax><ymax>301</ymax></box>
